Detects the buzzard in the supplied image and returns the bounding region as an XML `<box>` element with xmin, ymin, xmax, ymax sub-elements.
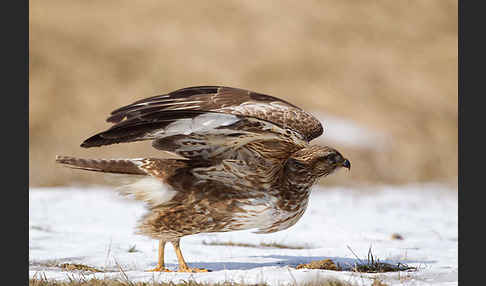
<box><xmin>56</xmin><ymin>86</ymin><xmax>350</xmax><ymax>272</ymax></box>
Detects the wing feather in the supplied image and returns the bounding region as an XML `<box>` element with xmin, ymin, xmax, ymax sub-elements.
<box><xmin>78</xmin><ymin>86</ymin><xmax>318</xmax><ymax>188</ymax></box>
<box><xmin>81</xmin><ymin>110</ymin><xmax>240</xmax><ymax>148</ymax></box>
<box><xmin>80</xmin><ymin>86</ymin><xmax>315</xmax><ymax>167</ymax></box>
<box><xmin>104</xmin><ymin>86</ymin><xmax>323</xmax><ymax>141</ymax></box>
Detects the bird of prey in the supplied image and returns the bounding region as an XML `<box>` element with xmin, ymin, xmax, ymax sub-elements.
<box><xmin>56</xmin><ymin>86</ymin><xmax>350</xmax><ymax>273</ymax></box>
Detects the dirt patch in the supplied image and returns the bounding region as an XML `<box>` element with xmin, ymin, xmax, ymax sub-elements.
<box><xmin>296</xmin><ymin>259</ymin><xmax>341</xmax><ymax>271</ymax></box>
<box><xmin>295</xmin><ymin>258</ymin><xmax>415</xmax><ymax>273</ymax></box>
<box><xmin>58</xmin><ymin>263</ymin><xmax>103</xmax><ymax>273</ymax></box>
<box><xmin>390</xmin><ymin>233</ymin><xmax>404</xmax><ymax>240</ymax></box>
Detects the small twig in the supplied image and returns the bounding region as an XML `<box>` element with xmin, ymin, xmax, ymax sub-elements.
<box><xmin>347</xmin><ymin>245</ymin><xmax>364</xmax><ymax>265</ymax></box>
<box><xmin>104</xmin><ymin>238</ymin><xmax>113</xmax><ymax>272</ymax></box>
<box><xmin>287</xmin><ymin>267</ymin><xmax>297</xmax><ymax>285</ymax></box>
<box><xmin>113</xmin><ymin>257</ymin><xmax>132</xmax><ymax>286</ymax></box>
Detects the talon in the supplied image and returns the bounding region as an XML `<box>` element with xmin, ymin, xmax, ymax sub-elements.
<box><xmin>146</xmin><ymin>265</ymin><xmax>172</xmax><ymax>272</ymax></box>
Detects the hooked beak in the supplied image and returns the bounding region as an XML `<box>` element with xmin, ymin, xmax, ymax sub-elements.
<box><xmin>342</xmin><ymin>159</ymin><xmax>351</xmax><ymax>170</ymax></box>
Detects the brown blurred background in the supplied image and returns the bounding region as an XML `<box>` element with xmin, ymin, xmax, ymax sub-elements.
<box><xmin>29</xmin><ymin>0</ymin><xmax>457</xmax><ymax>188</ymax></box>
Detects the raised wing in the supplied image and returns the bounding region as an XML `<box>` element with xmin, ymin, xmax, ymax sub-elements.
<box><xmin>82</xmin><ymin>109</ymin><xmax>306</xmax><ymax>162</ymax></box>
<box><xmin>80</xmin><ymin>86</ymin><xmax>320</xmax><ymax>163</ymax></box>
<box><xmin>80</xmin><ymin>86</ymin><xmax>321</xmax><ymax>189</ymax></box>
<box><xmin>103</xmin><ymin>86</ymin><xmax>323</xmax><ymax>142</ymax></box>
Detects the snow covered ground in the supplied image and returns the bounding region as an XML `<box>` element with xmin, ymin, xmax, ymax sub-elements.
<box><xmin>29</xmin><ymin>184</ymin><xmax>457</xmax><ymax>286</ymax></box>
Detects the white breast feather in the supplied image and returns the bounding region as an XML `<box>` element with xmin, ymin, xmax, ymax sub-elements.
<box><xmin>232</xmin><ymin>197</ymin><xmax>281</xmax><ymax>231</ymax></box>
<box><xmin>117</xmin><ymin>177</ymin><xmax>177</xmax><ymax>206</ymax></box>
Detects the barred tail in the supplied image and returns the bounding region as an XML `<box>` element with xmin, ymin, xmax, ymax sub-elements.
<box><xmin>55</xmin><ymin>155</ymin><xmax>147</xmax><ymax>175</ymax></box>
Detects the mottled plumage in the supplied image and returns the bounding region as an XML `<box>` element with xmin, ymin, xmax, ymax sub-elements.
<box><xmin>56</xmin><ymin>86</ymin><xmax>350</xmax><ymax>272</ymax></box>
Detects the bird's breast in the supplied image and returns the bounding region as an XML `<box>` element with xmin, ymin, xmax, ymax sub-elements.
<box><xmin>230</xmin><ymin>188</ymin><xmax>311</xmax><ymax>234</ymax></box>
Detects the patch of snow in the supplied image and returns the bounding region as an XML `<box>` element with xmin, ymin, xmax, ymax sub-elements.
<box><xmin>29</xmin><ymin>184</ymin><xmax>457</xmax><ymax>286</ymax></box>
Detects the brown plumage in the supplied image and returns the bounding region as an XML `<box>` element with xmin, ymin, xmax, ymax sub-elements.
<box><xmin>56</xmin><ymin>86</ymin><xmax>350</xmax><ymax>272</ymax></box>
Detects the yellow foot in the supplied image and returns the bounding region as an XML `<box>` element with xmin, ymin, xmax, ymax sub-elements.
<box><xmin>177</xmin><ymin>267</ymin><xmax>210</xmax><ymax>273</ymax></box>
<box><xmin>146</xmin><ymin>265</ymin><xmax>172</xmax><ymax>272</ymax></box>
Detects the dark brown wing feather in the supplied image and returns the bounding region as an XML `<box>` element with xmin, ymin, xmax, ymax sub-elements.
<box><xmin>104</xmin><ymin>86</ymin><xmax>323</xmax><ymax>142</ymax></box>
<box><xmin>81</xmin><ymin>110</ymin><xmax>216</xmax><ymax>148</ymax></box>
<box><xmin>80</xmin><ymin>86</ymin><xmax>318</xmax><ymax>165</ymax></box>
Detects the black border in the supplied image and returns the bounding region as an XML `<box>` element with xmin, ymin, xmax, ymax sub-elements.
<box><xmin>457</xmin><ymin>0</ymin><xmax>462</xmax><ymax>283</ymax></box>
<box><xmin>3</xmin><ymin>0</ymin><xmax>28</xmax><ymax>281</ymax></box>
<box><xmin>459</xmin><ymin>0</ymin><xmax>481</xmax><ymax>284</ymax></box>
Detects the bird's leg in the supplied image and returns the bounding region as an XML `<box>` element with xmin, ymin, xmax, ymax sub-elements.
<box><xmin>171</xmin><ymin>239</ymin><xmax>209</xmax><ymax>273</ymax></box>
<box><xmin>146</xmin><ymin>240</ymin><xmax>171</xmax><ymax>272</ymax></box>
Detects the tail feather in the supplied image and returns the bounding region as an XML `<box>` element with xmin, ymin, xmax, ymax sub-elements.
<box><xmin>56</xmin><ymin>155</ymin><xmax>181</xmax><ymax>207</ymax></box>
<box><xmin>55</xmin><ymin>155</ymin><xmax>147</xmax><ymax>175</ymax></box>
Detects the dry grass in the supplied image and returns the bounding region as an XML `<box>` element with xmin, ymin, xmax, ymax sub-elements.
<box><xmin>370</xmin><ymin>279</ymin><xmax>389</xmax><ymax>286</ymax></box>
<box><xmin>295</xmin><ymin>257</ymin><xmax>413</xmax><ymax>273</ymax></box>
<box><xmin>30</xmin><ymin>261</ymin><xmax>105</xmax><ymax>273</ymax></box>
<box><xmin>29</xmin><ymin>277</ymin><xmax>354</xmax><ymax>286</ymax></box>
<box><xmin>29</xmin><ymin>277</ymin><xmax>269</xmax><ymax>286</ymax></box>
<box><xmin>346</xmin><ymin>247</ymin><xmax>415</xmax><ymax>273</ymax></box>
<box><xmin>58</xmin><ymin>263</ymin><xmax>104</xmax><ymax>273</ymax></box>
<box><xmin>127</xmin><ymin>244</ymin><xmax>139</xmax><ymax>253</ymax></box>
<box><xmin>295</xmin><ymin>247</ymin><xmax>415</xmax><ymax>274</ymax></box>
<box><xmin>29</xmin><ymin>0</ymin><xmax>457</xmax><ymax>187</ymax></box>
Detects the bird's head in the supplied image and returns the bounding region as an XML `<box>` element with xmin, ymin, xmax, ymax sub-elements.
<box><xmin>288</xmin><ymin>145</ymin><xmax>350</xmax><ymax>179</ymax></box>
